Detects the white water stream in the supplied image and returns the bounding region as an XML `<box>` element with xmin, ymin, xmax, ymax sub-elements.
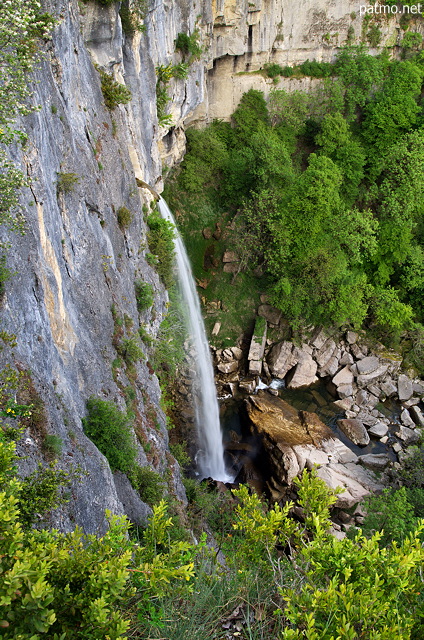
<box><xmin>158</xmin><ymin>198</ymin><xmax>232</xmax><ymax>482</ymax></box>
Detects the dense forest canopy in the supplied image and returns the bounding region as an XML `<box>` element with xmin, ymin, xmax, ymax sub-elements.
<box><xmin>166</xmin><ymin>44</ymin><xmax>424</xmax><ymax>370</ymax></box>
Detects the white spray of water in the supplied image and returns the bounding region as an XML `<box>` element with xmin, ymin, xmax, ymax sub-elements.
<box><xmin>157</xmin><ymin>198</ymin><xmax>232</xmax><ymax>482</ymax></box>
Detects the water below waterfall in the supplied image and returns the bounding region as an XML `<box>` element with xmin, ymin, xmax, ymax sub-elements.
<box><xmin>157</xmin><ymin>198</ymin><xmax>232</xmax><ymax>482</ymax></box>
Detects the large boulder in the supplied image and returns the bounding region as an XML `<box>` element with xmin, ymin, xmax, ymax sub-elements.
<box><xmin>337</xmin><ymin>418</ymin><xmax>370</xmax><ymax>446</ymax></box>
<box><xmin>257</xmin><ymin>304</ymin><xmax>282</xmax><ymax>326</ymax></box>
<box><xmin>267</xmin><ymin>341</ymin><xmax>296</xmax><ymax>379</ymax></box>
<box><xmin>398</xmin><ymin>374</ymin><xmax>413</xmax><ymax>402</ymax></box>
<box><xmin>287</xmin><ymin>348</ymin><xmax>318</xmax><ymax>389</ymax></box>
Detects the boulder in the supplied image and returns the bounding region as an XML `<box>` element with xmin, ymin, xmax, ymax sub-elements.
<box><xmin>409</xmin><ymin>405</ymin><xmax>424</xmax><ymax>427</ymax></box>
<box><xmin>356</xmin><ymin>364</ymin><xmax>389</xmax><ymax>387</ymax></box>
<box><xmin>340</xmin><ymin>352</ymin><xmax>354</xmax><ymax>366</ymax></box>
<box><xmin>211</xmin><ymin>322</ymin><xmax>221</xmax><ymax>336</ymax></box>
<box><xmin>337</xmin><ymin>418</ymin><xmax>370</xmax><ymax>446</ymax></box>
<box><xmin>248</xmin><ymin>360</ymin><xmax>262</xmax><ymax>375</ymax></box>
<box><xmin>356</xmin><ymin>356</ymin><xmax>380</xmax><ymax>375</ymax></box>
<box><xmin>401</xmin><ymin>408</ymin><xmax>415</xmax><ymax>428</ymax></box>
<box><xmin>231</xmin><ymin>346</ymin><xmax>243</xmax><ymax>360</ymax></box>
<box><xmin>222</xmin><ymin>250</ymin><xmax>239</xmax><ymax>263</ymax></box>
<box><xmin>248</xmin><ymin>317</ymin><xmax>267</xmax><ymax>362</ymax></box>
<box><xmin>217</xmin><ymin>361</ymin><xmax>238</xmax><ymax>374</ymax></box>
<box><xmin>223</xmin><ymin>263</ymin><xmax>239</xmax><ymax>273</ymax></box>
<box><xmin>358</xmin><ymin>453</ymin><xmax>390</xmax><ymax>471</ymax></box>
<box><xmin>287</xmin><ymin>349</ymin><xmax>318</xmax><ymax>388</ymax></box>
<box><xmin>396</xmin><ymin>426</ymin><xmax>420</xmax><ymax>445</ymax></box>
<box><xmin>346</xmin><ymin>331</ymin><xmax>358</xmax><ymax>344</ymax></box>
<box><xmin>310</xmin><ymin>327</ymin><xmax>327</xmax><ymax>350</ymax></box>
<box><xmin>315</xmin><ymin>465</ymin><xmax>370</xmax><ymax>508</ymax></box>
<box><xmin>315</xmin><ymin>339</ymin><xmax>337</xmax><ymax>368</ymax></box>
<box><xmin>246</xmin><ymin>393</ymin><xmax>333</xmax><ymax>448</ymax></box>
<box><xmin>333</xmin><ymin>365</ymin><xmax>354</xmax><ymax>388</ymax></box>
<box><xmin>334</xmin><ymin>397</ymin><xmax>354</xmax><ymax>411</ymax></box>
<box><xmin>267</xmin><ymin>341</ymin><xmax>296</xmax><ymax>379</ymax></box>
<box><xmin>320</xmin><ymin>355</ymin><xmax>340</xmax><ymax>377</ymax></box>
<box><xmin>380</xmin><ymin>379</ymin><xmax>397</xmax><ymax>397</ymax></box>
<box><xmin>368</xmin><ymin>422</ymin><xmax>389</xmax><ymax>438</ymax></box>
<box><xmin>337</xmin><ymin>384</ymin><xmax>354</xmax><ymax>399</ymax></box>
<box><xmin>258</xmin><ymin>304</ymin><xmax>282</xmax><ymax>326</ymax></box>
<box><xmin>350</xmin><ymin>344</ymin><xmax>365</xmax><ymax>359</ymax></box>
<box><xmin>398</xmin><ymin>374</ymin><xmax>413</xmax><ymax>402</ymax></box>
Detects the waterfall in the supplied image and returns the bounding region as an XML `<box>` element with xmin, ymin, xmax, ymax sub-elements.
<box><xmin>157</xmin><ymin>198</ymin><xmax>232</xmax><ymax>482</ymax></box>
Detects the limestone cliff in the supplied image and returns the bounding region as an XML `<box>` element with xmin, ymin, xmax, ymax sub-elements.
<box><xmin>1</xmin><ymin>0</ymin><xmax>420</xmax><ymax>533</ymax></box>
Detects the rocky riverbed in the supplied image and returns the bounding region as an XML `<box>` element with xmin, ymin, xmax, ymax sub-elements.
<box><xmin>212</xmin><ymin>308</ymin><xmax>424</xmax><ymax>533</ymax></box>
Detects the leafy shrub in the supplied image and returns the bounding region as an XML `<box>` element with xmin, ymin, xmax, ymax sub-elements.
<box><xmin>169</xmin><ymin>442</ymin><xmax>191</xmax><ymax>469</ymax></box>
<box><xmin>82</xmin><ymin>396</ymin><xmax>137</xmax><ymax>475</ymax></box>
<box><xmin>280</xmin><ymin>65</ymin><xmax>295</xmax><ymax>76</ymax></box>
<box><xmin>138</xmin><ymin>324</ymin><xmax>154</xmax><ymax>345</ymax></box>
<box><xmin>117</xmin><ymin>336</ymin><xmax>144</xmax><ymax>365</ymax></box>
<box><xmin>299</xmin><ymin>59</ymin><xmax>333</xmax><ymax>77</ymax></box>
<box><xmin>146</xmin><ymin>209</ymin><xmax>175</xmax><ymax>287</ymax></box>
<box><xmin>117</xmin><ymin>205</ymin><xmax>132</xmax><ymax>228</ymax></box>
<box><xmin>99</xmin><ymin>69</ymin><xmax>132</xmax><ymax>109</ymax></box>
<box><xmin>17</xmin><ymin>462</ymin><xmax>72</xmax><ymax>529</ymax></box>
<box><xmin>134</xmin><ymin>280</ymin><xmax>154</xmax><ymax>311</ymax></box>
<box><xmin>43</xmin><ymin>433</ymin><xmax>63</xmax><ymax>458</ymax></box>
<box><xmin>175</xmin><ymin>30</ymin><xmax>202</xmax><ymax>60</ymax></box>
<box><xmin>367</xmin><ymin>24</ymin><xmax>382</xmax><ymax>47</ymax></box>
<box><xmin>130</xmin><ymin>465</ymin><xmax>164</xmax><ymax>506</ymax></box>
<box><xmin>56</xmin><ymin>172</ymin><xmax>79</xmax><ymax>195</ymax></box>
<box><xmin>264</xmin><ymin>62</ymin><xmax>284</xmax><ymax>78</ymax></box>
<box><xmin>119</xmin><ymin>0</ymin><xmax>147</xmax><ymax>35</ymax></box>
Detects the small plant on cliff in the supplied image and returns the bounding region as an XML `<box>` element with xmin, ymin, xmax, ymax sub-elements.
<box><xmin>175</xmin><ymin>30</ymin><xmax>202</xmax><ymax>61</ymax></box>
<box><xmin>130</xmin><ymin>465</ymin><xmax>164</xmax><ymax>506</ymax></box>
<box><xmin>119</xmin><ymin>0</ymin><xmax>148</xmax><ymax>36</ymax></box>
<box><xmin>146</xmin><ymin>208</ymin><xmax>175</xmax><ymax>287</ymax></box>
<box><xmin>56</xmin><ymin>171</ymin><xmax>79</xmax><ymax>195</ymax></box>
<box><xmin>135</xmin><ymin>279</ymin><xmax>154</xmax><ymax>311</ymax></box>
<box><xmin>117</xmin><ymin>205</ymin><xmax>133</xmax><ymax>228</ymax></box>
<box><xmin>82</xmin><ymin>396</ymin><xmax>137</xmax><ymax>475</ymax></box>
<box><xmin>99</xmin><ymin>68</ymin><xmax>132</xmax><ymax>109</ymax></box>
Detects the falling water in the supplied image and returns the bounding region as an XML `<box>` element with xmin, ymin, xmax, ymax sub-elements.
<box><xmin>157</xmin><ymin>198</ymin><xmax>232</xmax><ymax>482</ymax></box>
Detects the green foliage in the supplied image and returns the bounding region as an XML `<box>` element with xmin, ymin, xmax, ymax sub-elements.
<box><xmin>82</xmin><ymin>396</ymin><xmax>137</xmax><ymax>475</ymax></box>
<box><xmin>119</xmin><ymin>0</ymin><xmax>147</xmax><ymax>36</ymax></box>
<box><xmin>146</xmin><ymin>208</ymin><xmax>175</xmax><ymax>287</ymax></box>
<box><xmin>130</xmin><ymin>466</ymin><xmax>164</xmax><ymax>506</ymax></box>
<box><xmin>56</xmin><ymin>172</ymin><xmax>79</xmax><ymax>195</ymax></box>
<box><xmin>117</xmin><ymin>335</ymin><xmax>144</xmax><ymax>365</ymax></box>
<box><xmin>361</xmin><ymin>487</ymin><xmax>417</xmax><ymax>545</ymax></box>
<box><xmin>152</xmin><ymin>288</ymin><xmax>187</xmax><ymax>383</ymax></box>
<box><xmin>264</xmin><ymin>62</ymin><xmax>284</xmax><ymax>78</ymax></box>
<box><xmin>231</xmin><ymin>484</ymin><xmax>296</xmax><ymax>567</ymax></box>
<box><xmin>134</xmin><ymin>280</ymin><xmax>154</xmax><ymax>311</ymax></box>
<box><xmin>17</xmin><ymin>462</ymin><xmax>72</xmax><ymax>529</ymax></box>
<box><xmin>175</xmin><ymin>30</ymin><xmax>202</xmax><ymax>60</ymax></box>
<box><xmin>299</xmin><ymin>59</ymin><xmax>333</xmax><ymax>78</ymax></box>
<box><xmin>99</xmin><ymin>69</ymin><xmax>132</xmax><ymax>110</ymax></box>
<box><xmin>169</xmin><ymin>442</ymin><xmax>191</xmax><ymax>469</ymax></box>
<box><xmin>43</xmin><ymin>434</ymin><xmax>63</xmax><ymax>458</ymax></box>
<box><xmin>116</xmin><ymin>205</ymin><xmax>132</xmax><ymax>228</ymax></box>
<box><xmin>0</xmin><ymin>438</ymin><xmax>132</xmax><ymax>638</ymax></box>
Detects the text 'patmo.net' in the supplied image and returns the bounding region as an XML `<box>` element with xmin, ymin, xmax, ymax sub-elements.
<box><xmin>360</xmin><ymin>3</ymin><xmax>422</xmax><ymax>14</ymax></box>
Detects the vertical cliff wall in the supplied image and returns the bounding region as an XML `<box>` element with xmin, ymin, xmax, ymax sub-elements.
<box><xmin>1</xmin><ymin>0</ymin><xmax>420</xmax><ymax>533</ymax></box>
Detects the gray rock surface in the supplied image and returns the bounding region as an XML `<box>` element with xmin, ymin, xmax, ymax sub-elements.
<box><xmin>398</xmin><ymin>374</ymin><xmax>414</xmax><ymax>401</ymax></box>
<box><xmin>338</xmin><ymin>419</ymin><xmax>370</xmax><ymax>446</ymax></box>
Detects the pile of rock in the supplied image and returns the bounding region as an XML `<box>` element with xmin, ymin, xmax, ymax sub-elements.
<box><xmin>245</xmin><ymin>392</ymin><xmax>385</xmax><ymax>534</ymax></box>
<box><xmin>212</xmin><ymin>317</ymin><xmax>422</xmax><ymax>454</ymax></box>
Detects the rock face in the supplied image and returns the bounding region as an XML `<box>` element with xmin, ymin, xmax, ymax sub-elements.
<box><xmin>245</xmin><ymin>392</ymin><xmax>383</xmax><ymax>507</ymax></box>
